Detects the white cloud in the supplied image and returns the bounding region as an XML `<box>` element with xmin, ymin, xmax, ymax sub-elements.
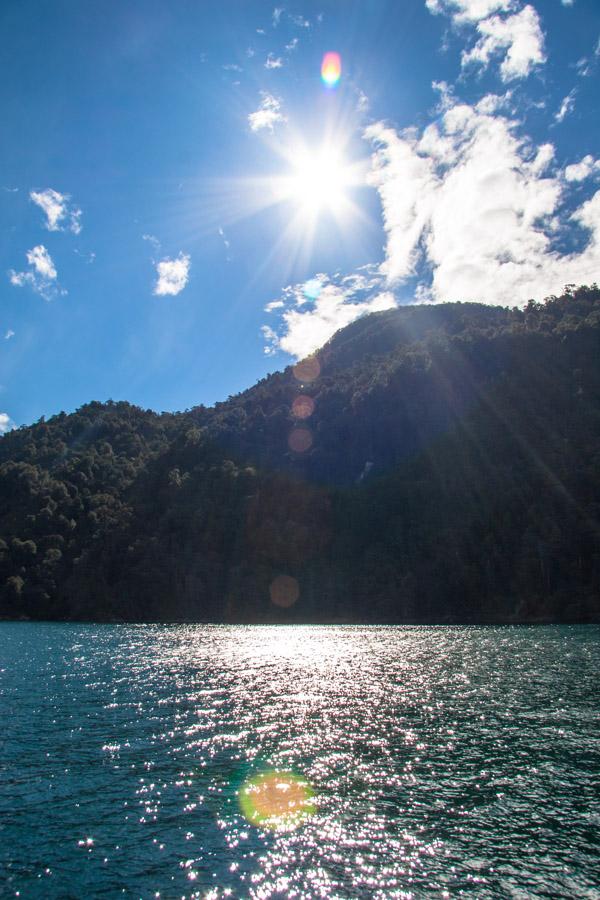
<box><xmin>426</xmin><ymin>0</ymin><xmax>514</xmax><ymax>22</ymax></box>
<box><xmin>462</xmin><ymin>5</ymin><xmax>546</xmax><ymax>81</ymax></box>
<box><xmin>9</xmin><ymin>271</ymin><xmax>31</xmax><ymax>288</ymax></box>
<box><xmin>8</xmin><ymin>245</ymin><xmax>61</xmax><ymax>300</ymax></box>
<box><xmin>265</xmin><ymin>53</ymin><xmax>283</xmax><ymax>69</ymax></box>
<box><xmin>262</xmin><ymin>273</ymin><xmax>396</xmax><ymax>359</ymax></box>
<box><xmin>27</xmin><ymin>245</ymin><xmax>57</xmax><ymax>280</ymax></box>
<box><xmin>555</xmin><ymin>89</ymin><xmax>576</xmax><ymax>123</ymax></box>
<box><xmin>365</xmin><ymin>98</ymin><xmax>600</xmax><ymax>307</ymax></box>
<box><xmin>564</xmin><ymin>155</ymin><xmax>600</xmax><ymax>182</ymax></box>
<box><xmin>475</xmin><ymin>90</ymin><xmax>512</xmax><ymax>114</ymax></box>
<box><xmin>4</xmin><ymin>330</ymin><xmax>15</xmax><ymax>340</ymax></box>
<box><xmin>561</xmin><ymin>0</ymin><xmax>574</xmax><ymax>6</ymax></box>
<box><xmin>272</xmin><ymin>7</ymin><xmax>283</xmax><ymax>26</ymax></box>
<box><xmin>366</xmin><ymin>123</ymin><xmax>439</xmax><ymax>281</ymax></box>
<box><xmin>30</xmin><ymin>188</ymin><xmax>82</xmax><ymax>234</ymax></box>
<box><xmin>248</xmin><ymin>92</ymin><xmax>286</xmax><ymax>131</ymax></box>
<box><xmin>285</xmin><ymin>37</ymin><xmax>299</xmax><ymax>51</ymax></box>
<box><xmin>153</xmin><ymin>253</ymin><xmax>190</xmax><ymax>296</ymax></box>
<box><xmin>0</xmin><ymin>412</ymin><xmax>13</xmax><ymax>435</ymax></box>
<box><xmin>530</xmin><ymin>143</ymin><xmax>555</xmax><ymax>175</ymax></box>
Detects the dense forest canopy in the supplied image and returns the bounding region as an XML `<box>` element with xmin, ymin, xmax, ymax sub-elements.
<box><xmin>1</xmin><ymin>285</ymin><xmax>599</xmax><ymax>623</ymax></box>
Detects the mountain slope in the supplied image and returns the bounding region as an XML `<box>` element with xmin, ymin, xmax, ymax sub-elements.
<box><xmin>1</xmin><ymin>285</ymin><xmax>599</xmax><ymax>622</ymax></box>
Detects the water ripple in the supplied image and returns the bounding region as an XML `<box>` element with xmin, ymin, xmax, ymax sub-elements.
<box><xmin>1</xmin><ymin>624</ymin><xmax>599</xmax><ymax>898</ymax></box>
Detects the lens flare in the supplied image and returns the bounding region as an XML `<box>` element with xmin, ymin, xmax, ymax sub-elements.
<box><xmin>304</xmin><ymin>278</ymin><xmax>322</xmax><ymax>301</ymax></box>
<box><xmin>293</xmin><ymin>357</ymin><xmax>320</xmax><ymax>383</ymax></box>
<box><xmin>321</xmin><ymin>52</ymin><xmax>341</xmax><ymax>87</ymax></box>
<box><xmin>292</xmin><ymin>395</ymin><xmax>315</xmax><ymax>419</ymax></box>
<box><xmin>239</xmin><ymin>770</ymin><xmax>315</xmax><ymax>831</ymax></box>
<box><xmin>270</xmin><ymin>574</ymin><xmax>300</xmax><ymax>608</ymax></box>
<box><xmin>288</xmin><ymin>427</ymin><xmax>313</xmax><ymax>453</ymax></box>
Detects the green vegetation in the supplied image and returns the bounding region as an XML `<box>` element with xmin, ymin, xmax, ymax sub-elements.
<box><xmin>1</xmin><ymin>285</ymin><xmax>599</xmax><ymax>622</ymax></box>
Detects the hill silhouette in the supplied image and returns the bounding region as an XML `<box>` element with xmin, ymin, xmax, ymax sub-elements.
<box><xmin>1</xmin><ymin>284</ymin><xmax>599</xmax><ymax>622</ymax></box>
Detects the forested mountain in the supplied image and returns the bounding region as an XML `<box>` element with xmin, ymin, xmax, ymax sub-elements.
<box><xmin>1</xmin><ymin>284</ymin><xmax>599</xmax><ymax>623</ymax></box>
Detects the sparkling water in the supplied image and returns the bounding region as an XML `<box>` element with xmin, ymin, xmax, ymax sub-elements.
<box><xmin>1</xmin><ymin>624</ymin><xmax>599</xmax><ymax>898</ymax></box>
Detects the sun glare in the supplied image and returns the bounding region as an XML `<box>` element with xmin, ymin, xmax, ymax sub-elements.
<box><xmin>281</xmin><ymin>145</ymin><xmax>356</xmax><ymax>217</ymax></box>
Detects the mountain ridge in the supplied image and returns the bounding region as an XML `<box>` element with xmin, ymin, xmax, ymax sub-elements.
<box><xmin>1</xmin><ymin>285</ymin><xmax>599</xmax><ymax>623</ymax></box>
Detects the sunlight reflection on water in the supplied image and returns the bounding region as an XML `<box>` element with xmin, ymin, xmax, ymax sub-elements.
<box><xmin>0</xmin><ymin>624</ymin><xmax>599</xmax><ymax>898</ymax></box>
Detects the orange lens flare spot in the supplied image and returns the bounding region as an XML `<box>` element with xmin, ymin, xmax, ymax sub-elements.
<box><xmin>239</xmin><ymin>770</ymin><xmax>315</xmax><ymax>831</ymax></box>
<box><xmin>292</xmin><ymin>395</ymin><xmax>315</xmax><ymax>419</ymax></box>
<box><xmin>293</xmin><ymin>357</ymin><xmax>320</xmax><ymax>383</ymax></box>
<box><xmin>288</xmin><ymin>427</ymin><xmax>313</xmax><ymax>453</ymax></box>
<box><xmin>270</xmin><ymin>574</ymin><xmax>300</xmax><ymax>608</ymax></box>
<box><xmin>321</xmin><ymin>51</ymin><xmax>341</xmax><ymax>87</ymax></box>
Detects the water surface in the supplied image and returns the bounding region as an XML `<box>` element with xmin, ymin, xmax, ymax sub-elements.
<box><xmin>1</xmin><ymin>624</ymin><xmax>599</xmax><ymax>898</ymax></box>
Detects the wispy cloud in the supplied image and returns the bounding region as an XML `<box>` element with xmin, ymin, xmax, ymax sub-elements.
<box><xmin>262</xmin><ymin>271</ymin><xmax>396</xmax><ymax>359</ymax></box>
<box><xmin>576</xmin><ymin>35</ymin><xmax>600</xmax><ymax>77</ymax></box>
<box><xmin>153</xmin><ymin>253</ymin><xmax>190</xmax><ymax>296</ymax></box>
<box><xmin>218</xmin><ymin>227</ymin><xmax>230</xmax><ymax>250</ymax></box>
<box><xmin>74</xmin><ymin>248</ymin><xmax>96</xmax><ymax>264</ymax></box>
<box><xmin>4</xmin><ymin>330</ymin><xmax>15</xmax><ymax>340</ymax></box>
<box><xmin>248</xmin><ymin>92</ymin><xmax>286</xmax><ymax>131</ymax></box>
<box><xmin>8</xmin><ymin>245</ymin><xmax>63</xmax><ymax>300</ymax></box>
<box><xmin>142</xmin><ymin>233</ymin><xmax>161</xmax><ymax>252</ymax></box>
<box><xmin>265</xmin><ymin>299</ymin><xmax>285</xmax><ymax>311</ymax></box>
<box><xmin>289</xmin><ymin>13</ymin><xmax>310</xmax><ymax>28</ymax></box>
<box><xmin>218</xmin><ymin>226</ymin><xmax>232</xmax><ymax>261</ymax></box>
<box><xmin>555</xmin><ymin>89</ymin><xmax>576</xmax><ymax>123</ymax></box>
<box><xmin>30</xmin><ymin>188</ymin><xmax>82</xmax><ymax>234</ymax></box>
<box><xmin>356</xmin><ymin>90</ymin><xmax>370</xmax><ymax>113</ymax></box>
<box><xmin>0</xmin><ymin>412</ymin><xmax>13</xmax><ymax>435</ymax></box>
<box><xmin>364</xmin><ymin>95</ymin><xmax>600</xmax><ymax>306</ymax></box>
<box><xmin>265</xmin><ymin>53</ymin><xmax>283</xmax><ymax>69</ymax></box>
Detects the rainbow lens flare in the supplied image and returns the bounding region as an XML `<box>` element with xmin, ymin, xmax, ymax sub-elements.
<box><xmin>321</xmin><ymin>52</ymin><xmax>341</xmax><ymax>87</ymax></box>
<box><xmin>303</xmin><ymin>278</ymin><xmax>322</xmax><ymax>301</ymax></box>
<box><xmin>239</xmin><ymin>770</ymin><xmax>315</xmax><ymax>831</ymax></box>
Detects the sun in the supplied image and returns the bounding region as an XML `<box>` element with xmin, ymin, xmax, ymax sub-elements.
<box><xmin>276</xmin><ymin>142</ymin><xmax>360</xmax><ymax>219</ymax></box>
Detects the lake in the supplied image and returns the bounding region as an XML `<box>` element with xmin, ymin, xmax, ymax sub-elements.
<box><xmin>1</xmin><ymin>624</ymin><xmax>598</xmax><ymax>898</ymax></box>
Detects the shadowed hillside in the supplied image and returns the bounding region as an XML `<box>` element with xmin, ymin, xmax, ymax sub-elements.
<box><xmin>1</xmin><ymin>284</ymin><xmax>599</xmax><ymax>622</ymax></box>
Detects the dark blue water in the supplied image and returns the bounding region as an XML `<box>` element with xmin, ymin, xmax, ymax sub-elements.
<box><xmin>1</xmin><ymin>624</ymin><xmax>599</xmax><ymax>898</ymax></box>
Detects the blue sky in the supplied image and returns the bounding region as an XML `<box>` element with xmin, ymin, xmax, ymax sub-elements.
<box><xmin>1</xmin><ymin>0</ymin><xmax>599</xmax><ymax>430</ymax></box>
